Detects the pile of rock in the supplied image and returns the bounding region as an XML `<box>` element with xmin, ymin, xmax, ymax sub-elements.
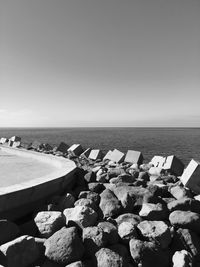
<box><xmin>1</xmin><ymin>138</ymin><xmax>200</xmax><ymax>266</ymax></box>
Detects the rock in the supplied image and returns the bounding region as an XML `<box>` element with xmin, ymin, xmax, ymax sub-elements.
<box><xmin>34</xmin><ymin>211</ymin><xmax>64</xmax><ymax>238</ymax></box>
<box><xmin>167</xmin><ymin>197</ymin><xmax>200</xmax><ymax>213</ymax></box>
<box><xmin>169</xmin><ymin>210</ymin><xmax>200</xmax><ymax>234</ymax></box>
<box><xmin>129</xmin><ymin>239</ymin><xmax>169</xmax><ymax>267</ymax></box>
<box><xmin>84</xmin><ymin>171</ymin><xmax>96</xmax><ymax>183</ymax></box>
<box><xmin>82</xmin><ymin>226</ymin><xmax>107</xmax><ymax>256</ymax></box>
<box><xmin>125</xmin><ymin>150</ymin><xmax>143</xmax><ymax>165</ymax></box>
<box><xmin>0</xmin><ymin>220</ymin><xmax>19</xmax><ymax>245</ymax></box>
<box><xmin>63</xmin><ymin>206</ymin><xmax>98</xmax><ymax>228</ymax></box>
<box><xmin>170</xmin><ymin>185</ymin><xmax>193</xmax><ymax>200</ymax></box>
<box><xmin>58</xmin><ymin>193</ymin><xmax>75</xmax><ymax>211</ymax></box>
<box><xmin>171</xmin><ymin>228</ymin><xmax>200</xmax><ymax>263</ymax></box>
<box><xmin>109</xmin><ymin>243</ymin><xmax>131</xmax><ymax>265</ymax></box>
<box><xmin>107</xmin><ymin>168</ymin><xmax>125</xmax><ymax>179</ymax></box>
<box><xmin>95</xmin><ymin>247</ymin><xmax>126</xmax><ymax>267</ymax></box>
<box><xmin>172</xmin><ymin>250</ymin><xmax>192</xmax><ymax>267</ymax></box>
<box><xmin>181</xmin><ymin>159</ymin><xmax>200</xmax><ymax>194</ymax></box>
<box><xmin>44</xmin><ymin>227</ymin><xmax>84</xmax><ymax>265</ymax></box>
<box><xmin>115</xmin><ymin>213</ymin><xmax>141</xmax><ymax>226</ymax></box>
<box><xmin>0</xmin><ymin>235</ymin><xmax>40</xmax><ymax>267</ymax></box>
<box><xmin>78</xmin><ymin>191</ymin><xmax>100</xmax><ymax>205</ymax></box>
<box><xmin>74</xmin><ymin>198</ymin><xmax>97</xmax><ymax>211</ymax></box>
<box><xmin>118</xmin><ymin>222</ymin><xmax>138</xmax><ymax>244</ymax></box>
<box><xmin>40</xmin><ymin>259</ymin><xmax>62</xmax><ymax>267</ymax></box>
<box><xmin>137</xmin><ymin>220</ymin><xmax>172</xmax><ymax>249</ymax></box>
<box><xmin>139</xmin><ymin>202</ymin><xmax>168</xmax><ymax>220</ymax></box>
<box><xmin>88</xmin><ymin>182</ymin><xmax>105</xmax><ymax>193</ymax></box>
<box><xmin>110</xmin><ymin>174</ymin><xmax>135</xmax><ymax>184</ymax></box>
<box><xmin>138</xmin><ymin>171</ymin><xmax>149</xmax><ymax>181</ymax></box>
<box><xmin>148</xmin><ymin>167</ymin><xmax>162</xmax><ymax>176</ymax></box>
<box><xmin>99</xmin><ymin>189</ymin><xmax>122</xmax><ymax>218</ymax></box>
<box><xmin>97</xmin><ymin>221</ymin><xmax>119</xmax><ymax>245</ymax></box>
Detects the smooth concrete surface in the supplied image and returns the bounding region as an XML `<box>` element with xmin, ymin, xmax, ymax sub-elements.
<box><xmin>0</xmin><ymin>146</ymin><xmax>77</xmax><ymax>220</ymax></box>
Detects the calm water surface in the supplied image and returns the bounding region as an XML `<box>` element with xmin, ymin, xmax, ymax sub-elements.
<box><xmin>0</xmin><ymin>127</ymin><xmax>200</xmax><ymax>165</ymax></box>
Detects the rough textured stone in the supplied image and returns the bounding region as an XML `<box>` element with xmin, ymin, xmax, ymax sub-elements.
<box><xmin>34</xmin><ymin>211</ymin><xmax>64</xmax><ymax>238</ymax></box>
<box><xmin>58</xmin><ymin>193</ymin><xmax>75</xmax><ymax>211</ymax></box>
<box><xmin>118</xmin><ymin>222</ymin><xmax>138</xmax><ymax>244</ymax></box>
<box><xmin>78</xmin><ymin>191</ymin><xmax>100</xmax><ymax>205</ymax></box>
<box><xmin>74</xmin><ymin>198</ymin><xmax>97</xmax><ymax>211</ymax></box>
<box><xmin>98</xmin><ymin>221</ymin><xmax>119</xmax><ymax>245</ymax></box>
<box><xmin>63</xmin><ymin>205</ymin><xmax>98</xmax><ymax>228</ymax></box>
<box><xmin>40</xmin><ymin>259</ymin><xmax>62</xmax><ymax>267</ymax></box>
<box><xmin>167</xmin><ymin>197</ymin><xmax>200</xmax><ymax>213</ymax></box>
<box><xmin>99</xmin><ymin>189</ymin><xmax>122</xmax><ymax>218</ymax></box>
<box><xmin>88</xmin><ymin>182</ymin><xmax>104</xmax><ymax>193</ymax></box>
<box><xmin>129</xmin><ymin>239</ymin><xmax>169</xmax><ymax>267</ymax></box>
<box><xmin>0</xmin><ymin>235</ymin><xmax>40</xmax><ymax>267</ymax></box>
<box><xmin>0</xmin><ymin>220</ymin><xmax>19</xmax><ymax>245</ymax></box>
<box><xmin>65</xmin><ymin>261</ymin><xmax>85</xmax><ymax>267</ymax></box>
<box><xmin>170</xmin><ymin>185</ymin><xmax>193</xmax><ymax>200</ymax></box>
<box><xmin>44</xmin><ymin>227</ymin><xmax>84</xmax><ymax>265</ymax></box>
<box><xmin>95</xmin><ymin>247</ymin><xmax>126</xmax><ymax>267</ymax></box>
<box><xmin>172</xmin><ymin>250</ymin><xmax>192</xmax><ymax>267</ymax></box>
<box><xmin>115</xmin><ymin>213</ymin><xmax>141</xmax><ymax>226</ymax></box>
<box><xmin>139</xmin><ymin>202</ymin><xmax>168</xmax><ymax>220</ymax></box>
<box><xmin>110</xmin><ymin>174</ymin><xmax>135</xmax><ymax>184</ymax></box>
<box><xmin>137</xmin><ymin>220</ymin><xmax>172</xmax><ymax>249</ymax></box>
<box><xmin>82</xmin><ymin>226</ymin><xmax>107</xmax><ymax>256</ymax></box>
<box><xmin>84</xmin><ymin>171</ymin><xmax>96</xmax><ymax>183</ymax></box>
<box><xmin>169</xmin><ymin>211</ymin><xmax>200</xmax><ymax>234</ymax></box>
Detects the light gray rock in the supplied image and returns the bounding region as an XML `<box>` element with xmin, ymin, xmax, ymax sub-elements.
<box><xmin>170</xmin><ymin>185</ymin><xmax>192</xmax><ymax>200</ymax></box>
<box><xmin>74</xmin><ymin>198</ymin><xmax>97</xmax><ymax>211</ymax></box>
<box><xmin>118</xmin><ymin>222</ymin><xmax>138</xmax><ymax>244</ymax></box>
<box><xmin>0</xmin><ymin>235</ymin><xmax>40</xmax><ymax>267</ymax></box>
<box><xmin>34</xmin><ymin>211</ymin><xmax>64</xmax><ymax>238</ymax></box>
<box><xmin>169</xmin><ymin>210</ymin><xmax>200</xmax><ymax>234</ymax></box>
<box><xmin>44</xmin><ymin>227</ymin><xmax>84</xmax><ymax>265</ymax></box>
<box><xmin>63</xmin><ymin>206</ymin><xmax>98</xmax><ymax>228</ymax></box>
<box><xmin>115</xmin><ymin>213</ymin><xmax>141</xmax><ymax>226</ymax></box>
<box><xmin>95</xmin><ymin>247</ymin><xmax>126</xmax><ymax>267</ymax></box>
<box><xmin>172</xmin><ymin>250</ymin><xmax>192</xmax><ymax>267</ymax></box>
<box><xmin>139</xmin><ymin>202</ymin><xmax>168</xmax><ymax>220</ymax></box>
<box><xmin>137</xmin><ymin>220</ymin><xmax>172</xmax><ymax>249</ymax></box>
<box><xmin>78</xmin><ymin>191</ymin><xmax>100</xmax><ymax>205</ymax></box>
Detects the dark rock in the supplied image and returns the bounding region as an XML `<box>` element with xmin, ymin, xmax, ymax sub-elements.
<box><xmin>139</xmin><ymin>202</ymin><xmax>168</xmax><ymax>220</ymax></box>
<box><xmin>78</xmin><ymin>191</ymin><xmax>100</xmax><ymax>206</ymax></box>
<box><xmin>110</xmin><ymin>174</ymin><xmax>135</xmax><ymax>184</ymax></box>
<box><xmin>44</xmin><ymin>227</ymin><xmax>84</xmax><ymax>265</ymax></box>
<box><xmin>88</xmin><ymin>182</ymin><xmax>105</xmax><ymax>193</ymax></box>
<box><xmin>74</xmin><ymin>198</ymin><xmax>98</xmax><ymax>212</ymax></box>
<box><xmin>97</xmin><ymin>221</ymin><xmax>119</xmax><ymax>245</ymax></box>
<box><xmin>84</xmin><ymin>171</ymin><xmax>96</xmax><ymax>183</ymax></box>
<box><xmin>167</xmin><ymin>197</ymin><xmax>200</xmax><ymax>213</ymax></box>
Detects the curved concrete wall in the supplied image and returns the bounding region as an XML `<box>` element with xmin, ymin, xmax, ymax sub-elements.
<box><xmin>0</xmin><ymin>146</ymin><xmax>77</xmax><ymax>220</ymax></box>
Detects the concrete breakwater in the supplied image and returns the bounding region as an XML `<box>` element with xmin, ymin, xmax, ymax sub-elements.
<box><xmin>0</xmin><ymin>136</ymin><xmax>200</xmax><ymax>266</ymax></box>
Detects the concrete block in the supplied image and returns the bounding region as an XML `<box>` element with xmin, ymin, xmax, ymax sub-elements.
<box><xmin>103</xmin><ymin>150</ymin><xmax>113</xmax><ymax>161</ymax></box>
<box><xmin>68</xmin><ymin>144</ymin><xmax>83</xmax><ymax>156</ymax></box>
<box><xmin>109</xmin><ymin>149</ymin><xmax>125</xmax><ymax>163</ymax></box>
<box><xmin>181</xmin><ymin>159</ymin><xmax>200</xmax><ymax>194</ymax></box>
<box><xmin>150</xmin><ymin>156</ymin><xmax>166</xmax><ymax>168</ymax></box>
<box><xmin>12</xmin><ymin>141</ymin><xmax>21</xmax><ymax>148</ymax></box>
<box><xmin>163</xmin><ymin>155</ymin><xmax>184</xmax><ymax>176</ymax></box>
<box><xmin>80</xmin><ymin>148</ymin><xmax>92</xmax><ymax>158</ymax></box>
<box><xmin>0</xmin><ymin>137</ymin><xmax>8</xmax><ymax>144</ymax></box>
<box><xmin>31</xmin><ymin>140</ymin><xmax>42</xmax><ymax>150</ymax></box>
<box><xmin>10</xmin><ymin>136</ymin><xmax>21</xmax><ymax>142</ymax></box>
<box><xmin>56</xmin><ymin>142</ymin><xmax>69</xmax><ymax>153</ymax></box>
<box><xmin>125</xmin><ymin>150</ymin><xmax>143</xmax><ymax>165</ymax></box>
<box><xmin>8</xmin><ymin>140</ymin><xmax>14</xmax><ymax>147</ymax></box>
<box><xmin>89</xmin><ymin>149</ymin><xmax>103</xmax><ymax>160</ymax></box>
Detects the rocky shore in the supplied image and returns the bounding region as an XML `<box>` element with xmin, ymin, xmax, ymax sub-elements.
<box><xmin>0</xmin><ymin>137</ymin><xmax>200</xmax><ymax>267</ymax></box>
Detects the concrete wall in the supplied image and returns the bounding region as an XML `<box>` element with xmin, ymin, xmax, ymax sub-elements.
<box><xmin>0</xmin><ymin>146</ymin><xmax>77</xmax><ymax>220</ymax></box>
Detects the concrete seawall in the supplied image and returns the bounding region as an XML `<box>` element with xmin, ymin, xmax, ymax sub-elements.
<box><xmin>0</xmin><ymin>146</ymin><xmax>77</xmax><ymax>220</ymax></box>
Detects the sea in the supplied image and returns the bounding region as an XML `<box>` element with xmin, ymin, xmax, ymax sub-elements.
<box><xmin>0</xmin><ymin>127</ymin><xmax>200</xmax><ymax>165</ymax></box>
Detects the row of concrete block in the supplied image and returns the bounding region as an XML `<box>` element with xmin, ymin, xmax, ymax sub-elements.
<box><xmin>0</xmin><ymin>136</ymin><xmax>21</xmax><ymax>148</ymax></box>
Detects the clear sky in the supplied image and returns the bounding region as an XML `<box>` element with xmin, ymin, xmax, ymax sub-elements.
<box><xmin>1</xmin><ymin>0</ymin><xmax>200</xmax><ymax>127</ymax></box>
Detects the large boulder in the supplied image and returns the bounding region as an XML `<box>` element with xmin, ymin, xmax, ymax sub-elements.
<box><xmin>95</xmin><ymin>247</ymin><xmax>126</xmax><ymax>267</ymax></box>
<box><xmin>44</xmin><ymin>227</ymin><xmax>84</xmax><ymax>265</ymax></box>
<box><xmin>137</xmin><ymin>220</ymin><xmax>172</xmax><ymax>249</ymax></box>
<box><xmin>99</xmin><ymin>189</ymin><xmax>122</xmax><ymax>218</ymax></box>
<box><xmin>0</xmin><ymin>220</ymin><xmax>19</xmax><ymax>245</ymax></box>
<box><xmin>82</xmin><ymin>226</ymin><xmax>107</xmax><ymax>256</ymax></box>
<box><xmin>34</xmin><ymin>211</ymin><xmax>64</xmax><ymax>238</ymax></box>
<box><xmin>0</xmin><ymin>235</ymin><xmax>40</xmax><ymax>267</ymax></box>
<box><xmin>78</xmin><ymin>191</ymin><xmax>100</xmax><ymax>205</ymax></box>
<box><xmin>118</xmin><ymin>221</ymin><xmax>138</xmax><ymax>244</ymax></box>
<box><xmin>167</xmin><ymin>197</ymin><xmax>200</xmax><ymax>213</ymax></box>
<box><xmin>169</xmin><ymin>211</ymin><xmax>200</xmax><ymax>234</ymax></box>
<box><xmin>63</xmin><ymin>206</ymin><xmax>98</xmax><ymax>228</ymax></box>
<box><xmin>74</xmin><ymin>198</ymin><xmax>98</xmax><ymax>212</ymax></box>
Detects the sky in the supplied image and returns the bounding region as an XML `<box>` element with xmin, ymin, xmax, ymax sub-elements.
<box><xmin>1</xmin><ymin>0</ymin><xmax>200</xmax><ymax>127</ymax></box>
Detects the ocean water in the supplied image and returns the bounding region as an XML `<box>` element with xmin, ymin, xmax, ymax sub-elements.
<box><xmin>0</xmin><ymin>127</ymin><xmax>200</xmax><ymax>165</ymax></box>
